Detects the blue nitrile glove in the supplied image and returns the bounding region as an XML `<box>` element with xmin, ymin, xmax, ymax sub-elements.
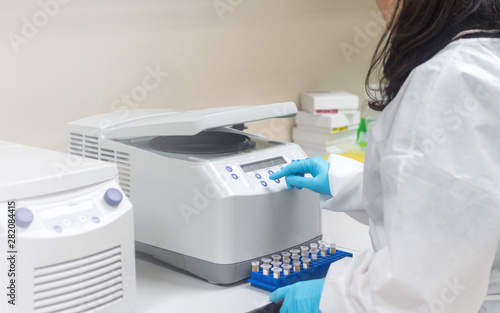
<box><xmin>269</xmin><ymin>157</ymin><xmax>331</xmax><ymax>196</ymax></box>
<box><xmin>270</xmin><ymin>279</ymin><xmax>325</xmax><ymax>313</ymax></box>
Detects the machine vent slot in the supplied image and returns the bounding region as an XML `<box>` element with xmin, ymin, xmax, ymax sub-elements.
<box><xmin>68</xmin><ymin>132</ymin><xmax>132</xmax><ymax>197</ymax></box>
<box><xmin>84</xmin><ymin>145</ymin><xmax>98</xmax><ymax>151</ymax></box>
<box><xmin>68</xmin><ymin>134</ymin><xmax>100</xmax><ymax>160</ymax></box>
<box><xmin>114</xmin><ymin>158</ymin><xmax>131</xmax><ymax>197</ymax></box>
<box><xmin>33</xmin><ymin>246</ymin><xmax>123</xmax><ymax>313</ymax></box>
<box><xmin>69</xmin><ymin>133</ymin><xmax>84</xmax><ymax>156</ymax></box>
<box><xmin>103</xmin><ymin>156</ymin><xmax>131</xmax><ymax>197</ymax></box>
<box><xmin>84</xmin><ymin>150</ymin><xmax>98</xmax><ymax>156</ymax></box>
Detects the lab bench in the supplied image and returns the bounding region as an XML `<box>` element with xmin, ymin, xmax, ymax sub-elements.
<box><xmin>132</xmin><ymin>209</ymin><xmax>372</xmax><ymax>313</ymax></box>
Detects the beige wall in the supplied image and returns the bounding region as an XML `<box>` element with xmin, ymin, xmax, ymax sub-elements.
<box><xmin>0</xmin><ymin>0</ymin><xmax>383</xmax><ymax>152</ymax></box>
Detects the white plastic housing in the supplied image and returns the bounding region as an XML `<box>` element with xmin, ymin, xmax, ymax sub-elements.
<box><xmin>0</xmin><ymin>142</ymin><xmax>136</xmax><ymax>313</ymax></box>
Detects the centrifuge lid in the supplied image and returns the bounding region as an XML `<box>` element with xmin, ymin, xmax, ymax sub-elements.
<box><xmin>0</xmin><ymin>141</ymin><xmax>117</xmax><ymax>201</ymax></box>
<box><xmin>102</xmin><ymin>102</ymin><xmax>297</xmax><ymax>140</ymax></box>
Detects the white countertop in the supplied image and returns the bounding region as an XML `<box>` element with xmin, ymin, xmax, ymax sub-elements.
<box><xmin>133</xmin><ymin>209</ymin><xmax>372</xmax><ymax>313</ymax></box>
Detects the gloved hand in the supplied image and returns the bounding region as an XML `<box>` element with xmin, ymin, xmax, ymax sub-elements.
<box><xmin>269</xmin><ymin>157</ymin><xmax>331</xmax><ymax>196</ymax></box>
<box><xmin>269</xmin><ymin>279</ymin><xmax>325</xmax><ymax>313</ymax></box>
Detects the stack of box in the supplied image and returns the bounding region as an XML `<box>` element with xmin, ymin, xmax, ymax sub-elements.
<box><xmin>293</xmin><ymin>91</ymin><xmax>360</xmax><ymax>157</ymax></box>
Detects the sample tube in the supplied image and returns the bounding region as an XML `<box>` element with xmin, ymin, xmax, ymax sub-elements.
<box><xmin>261</xmin><ymin>258</ymin><xmax>272</xmax><ymax>265</ymax></box>
<box><xmin>291</xmin><ymin>254</ymin><xmax>300</xmax><ymax>262</ymax></box>
<box><xmin>302</xmin><ymin>257</ymin><xmax>311</xmax><ymax>269</ymax></box>
<box><xmin>282</xmin><ymin>264</ymin><xmax>292</xmax><ymax>276</ymax></box>
<box><xmin>310</xmin><ymin>248</ymin><xmax>319</xmax><ymax>260</ymax></box>
<box><xmin>320</xmin><ymin>247</ymin><xmax>328</xmax><ymax>257</ymax></box>
<box><xmin>329</xmin><ymin>243</ymin><xmax>337</xmax><ymax>254</ymax></box>
<box><xmin>301</xmin><ymin>246</ymin><xmax>309</xmax><ymax>259</ymax></box>
<box><xmin>251</xmin><ymin>261</ymin><xmax>260</xmax><ymax>272</ymax></box>
<box><xmin>261</xmin><ymin>264</ymin><xmax>272</xmax><ymax>276</ymax></box>
<box><xmin>281</xmin><ymin>252</ymin><xmax>291</xmax><ymax>259</ymax></box>
<box><xmin>272</xmin><ymin>254</ymin><xmax>282</xmax><ymax>261</ymax></box>
<box><xmin>282</xmin><ymin>257</ymin><xmax>291</xmax><ymax>265</ymax></box>
<box><xmin>271</xmin><ymin>267</ymin><xmax>283</xmax><ymax>279</ymax></box>
<box><xmin>293</xmin><ymin>261</ymin><xmax>301</xmax><ymax>272</ymax></box>
<box><xmin>310</xmin><ymin>243</ymin><xmax>318</xmax><ymax>250</ymax></box>
<box><xmin>318</xmin><ymin>240</ymin><xmax>327</xmax><ymax>248</ymax></box>
<box><xmin>271</xmin><ymin>261</ymin><xmax>282</xmax><ymax>268</ymax></box>
<box><xmin>290</xmin><ymin>249</ymin><xmax>300</xmax><ymax>256</ymax></box>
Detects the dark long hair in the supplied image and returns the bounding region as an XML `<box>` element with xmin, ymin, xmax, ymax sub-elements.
<box><xmin>366</xmin><ymin>0</ymin><xmax>500</xmax><ymax>111</ymax></box>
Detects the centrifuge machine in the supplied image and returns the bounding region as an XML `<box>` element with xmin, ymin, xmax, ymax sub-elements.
<box><xmin>0</xmin><ymin>141</ymin><xmax>136</xmax><ymax>313</ymax></box>
<box><xmin>67</xmin><ymin>102</ymin><xmax>321</xmax><ymax>284</ymax></box>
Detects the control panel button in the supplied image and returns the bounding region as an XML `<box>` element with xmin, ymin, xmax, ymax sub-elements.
<box><xmin>255</xmin><ymin>173</ymin><xmax>262</xmax><ymax>179</ymax></box>
<box><xmin>231</xmin><ymin>174</ymin><xmax>238</xmax><ymax>180</ymax></box>
<box><xmin>225</xmin><ymin>166</ymin><xmax>233</xmax><ymax>172</ymax></box>
<box><xmin>53</xmin><ymin>225</ymin><xmax>63</xmax><ymax>233</ymax></box>
<box><xmin>261</xmin><ymin>181</ymin><xmax>268</xmax><ymax>187</ymax></box>
<box><xmin>268</xmin><ymin>170</ymin><xmax>274</xmax><ymax>175</ymax></box>
<box><xmin>91</xmin><ymin>216</ymin><xmax>100</xmax><ymax>224</ymax></box>
<box><xmin>274</xmin><ymin>179</ymin><xmax>280</xmax><ymax>184</ymax></box>
<box><xmin>15</xmin><ymin>208</ymin><xmax>34</xmax><ymax>228</ymax></box>
<box><xmin>104</xmin><ymin>188</ymin><xmax>123</xmax><ymax>207</ymax></box>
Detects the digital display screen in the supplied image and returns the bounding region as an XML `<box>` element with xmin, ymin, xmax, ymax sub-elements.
<box><xmin>39</xmin><ymin>200</ymin><xmax>94</xmax><ymax>220</ymax></box>
<box><xmin>240</xmin><ymin>156</ymin><xmax>287</xmax><ymax>173</ymax></box>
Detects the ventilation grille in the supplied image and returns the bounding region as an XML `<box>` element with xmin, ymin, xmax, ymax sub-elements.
<box><xmin>69</xmin><ymin>133</ymin><xmax>99</xmax><ymax>160</ymax></box>
<box><xmin>99</xmin><ymin>148</ymin><xmax>131</xmax><ymax>197</ymax></box>
<box><xmin>33</xmin><ymin>246</ymin><xmax>123</xmax><ymax>313</ymax></box>
<box><xmin>69</xmin><ymin>132</ymin><xmax>131</xmax><ymax>197</ymax></box>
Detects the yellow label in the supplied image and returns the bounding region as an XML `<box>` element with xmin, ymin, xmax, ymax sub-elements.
<box><xmin>331</xmin><ymin>126</ymin><xmax>348</xmax><ymax>133</ymax></box>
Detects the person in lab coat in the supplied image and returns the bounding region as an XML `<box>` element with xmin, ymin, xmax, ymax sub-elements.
<box><xmin>269</xmin><ymin>0</ymin><xmax>500</xmax><ymax>312</ymax></box>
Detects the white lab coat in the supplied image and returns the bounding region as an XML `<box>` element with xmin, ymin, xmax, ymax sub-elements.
<box><xmin>319</xmin><ymin>38</ymin><xmax>500</xmax><ymax>313</ymax></box>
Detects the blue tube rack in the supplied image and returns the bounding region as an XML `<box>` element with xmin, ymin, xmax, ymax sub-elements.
<box><xmin>248</xmin><ymin>249</ymin><xmax>352</xmax><ymax>292</ymax></box>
